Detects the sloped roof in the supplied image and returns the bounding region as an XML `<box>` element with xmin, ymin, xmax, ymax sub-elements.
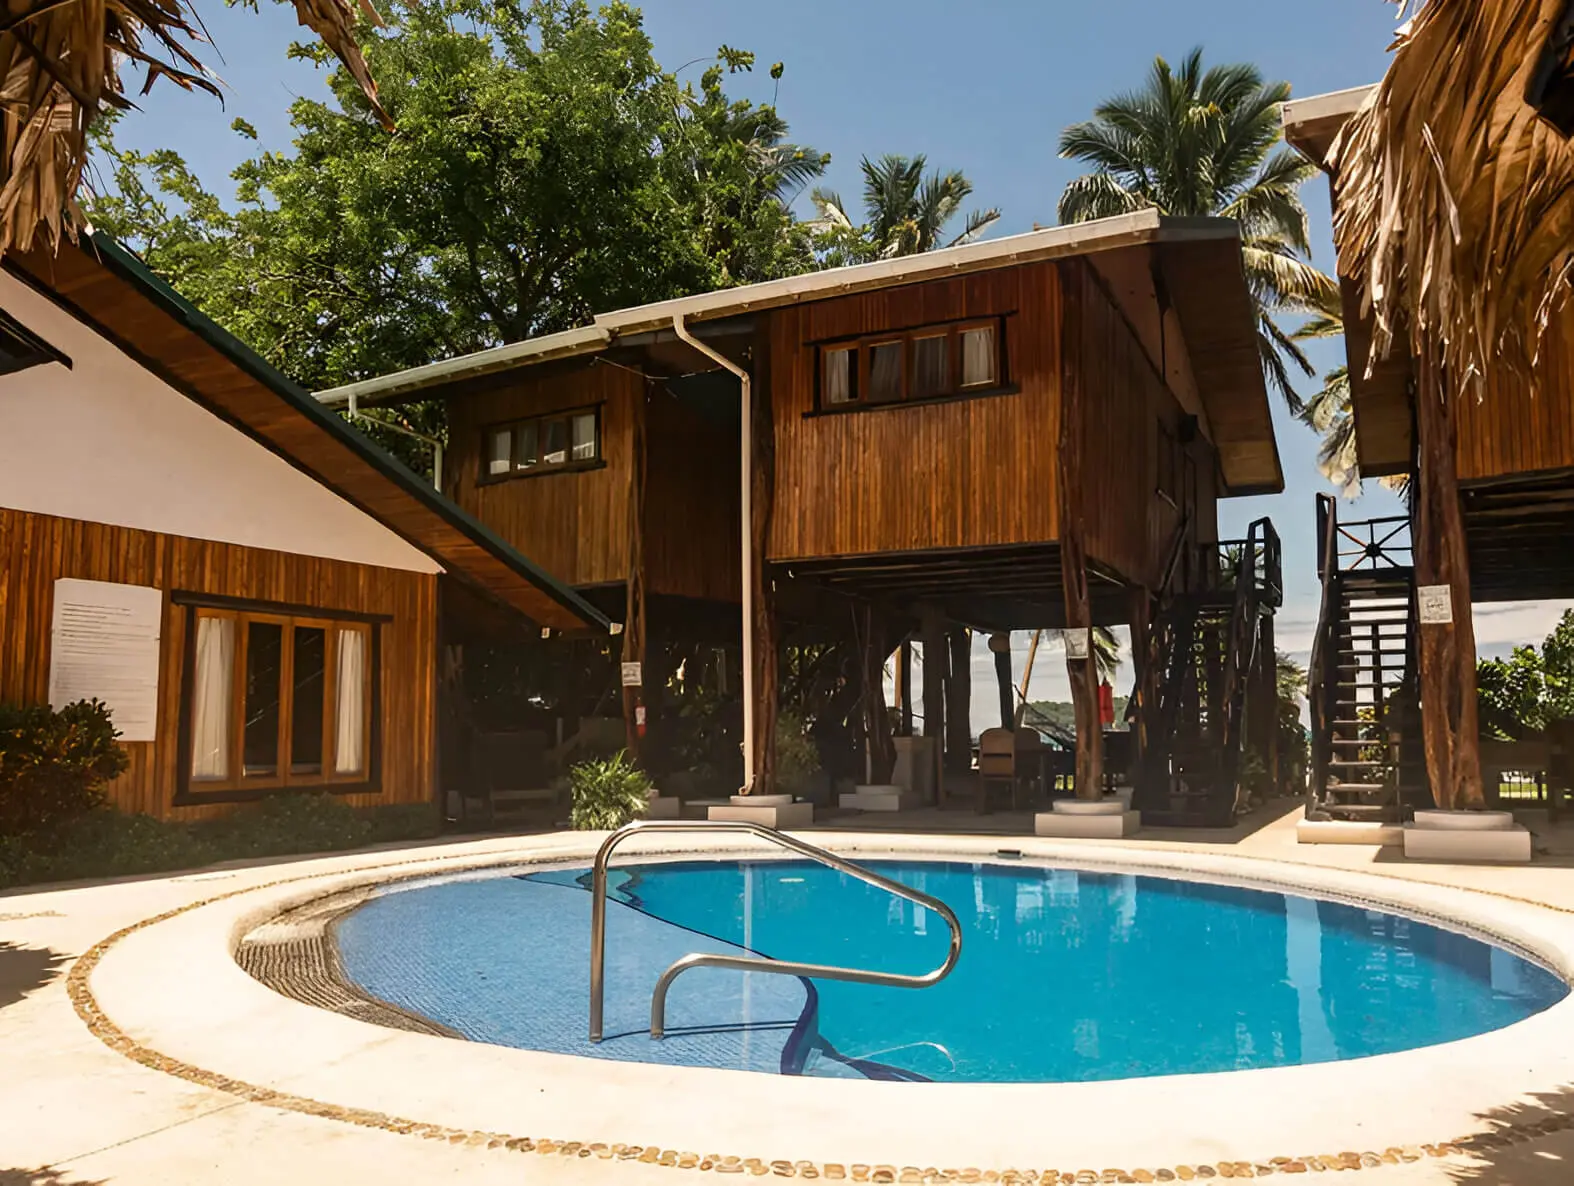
<box><xmin>318</xmin><ymin>209</ymin><xmax>1282</xmax><ymax>495</ymax></box>
<box><xmin>5</xmin><ymin>232</ymin><xmax>608</xmax><ymax>634</ymax></box>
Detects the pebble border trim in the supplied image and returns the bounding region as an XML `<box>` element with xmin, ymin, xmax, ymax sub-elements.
<box><xmin>59</xmin><ymin>853</ymin><xmax>1574</xmax><ymax>1182</ymax></box>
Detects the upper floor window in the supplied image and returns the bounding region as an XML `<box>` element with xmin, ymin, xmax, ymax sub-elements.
<box><xmin>484</xmin><ymin>408</ymin><xmax>600</xmax><ymax>480</ymax></box>
<box><xmin>817</xmin><ymin>318</ymin><xmax>1004</xmax><ymax>410</ymax></box>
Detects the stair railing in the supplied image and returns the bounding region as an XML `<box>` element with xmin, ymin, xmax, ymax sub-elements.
<box><xmin>1132</xmin><ymin>512</ymin><xmax>1194</xmax><ymax>804</ymax></box>
<box><xmin>1215</xmin><ymin>518</ymin><xmax>1270</xmax><ymax>795</ymax></box>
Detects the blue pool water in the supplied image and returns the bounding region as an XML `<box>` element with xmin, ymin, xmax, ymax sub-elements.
<box><xmin>333</xmin><ymin>859</ymin><xmax>1567</xmax><ymax>1083</ymax></box>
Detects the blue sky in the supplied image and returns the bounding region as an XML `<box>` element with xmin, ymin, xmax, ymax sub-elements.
<box><xmin>103</xmin><ymin>0</ymin><xmax>1571</xmax><ymax>718</ymax></box>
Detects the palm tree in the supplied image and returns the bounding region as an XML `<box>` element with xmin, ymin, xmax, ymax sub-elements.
<box><xmin>810</xmin><ymin>154</ymin><xmax>1000</xmax><ymax>263</ymax></box>
<box><xmin>1057</xmin><ymin>49</ymin><xmax>1337</xmax><ymax>411</ymax></box>
<box><xmin>1293</xmin><ymin>310</ymin><xmax>1360</xmax><ymax>497</ymax></box>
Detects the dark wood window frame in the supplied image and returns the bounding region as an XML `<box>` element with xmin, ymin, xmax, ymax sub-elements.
<box><xmin>174</xmin><ymin>597</ymin><xmax>383</xmax><ymax>804</ymax></box>
<box><xmin>480</xmin><ymin>404</ymin><xmax>604</xmax><ymax>484</ymax></box>
<box><xmin>810</xmin><ymin>315</ymin><xmax>1013</xmax><ymax>415</ymax></box>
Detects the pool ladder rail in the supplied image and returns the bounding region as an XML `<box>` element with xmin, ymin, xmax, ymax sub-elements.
<box><xmin>588</xmin><ymin>819</ymin><xmax>964</xmax><ymax>1042</ymax></box>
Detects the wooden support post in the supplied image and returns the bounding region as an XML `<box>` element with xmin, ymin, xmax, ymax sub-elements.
<box><xmin>859</xmin><ymin>607</ymin><xmax>897</xmax><ymax>785</ymax></box>
<box><xmin>1413</xmin><ymin>356</ymin><xmax>1484</xmax><ymax>810</ymax></box>
<box><xmin>921</xmin><ymin>608</ymin><xmax>947</xmax><ymax>792</ymax></box>
<box><xmin>945</xmin><ymin>627</ymin><xmax>972</xmax><ymax>773</ymax></box>
<box><xmin>1128</xmin><ymin>589</ymin><xmax>1152</xmax><ymax>769</ymax></box>
<box><xmin>992</xmin><ymin>634</ymin><xmax>1014</xmax><ymax>729</ymax></box>
<box><xmin>897</xmin><ymin>640</ymin><xmax>914</xmax><ymax>737</ymax></box>
<box><xmin>1058</xmin><ymin>259</ymin><xmax>1104</xmax><ymax>799</ymax></box>
<box><xmin>750</xmin><ymin>336</ymin><xmax>779</xmax><ymax>795</ymax></box>
<box><xmin>622</xmin><ymin>386</ymin><xmax>649</xmax><ymax>764</ymax></box>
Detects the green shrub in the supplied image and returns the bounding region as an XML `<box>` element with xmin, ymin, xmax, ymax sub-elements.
<box><xmin>568</xmin><ymin>751</ymin><xmax>651</xmax><ymax>831</ymax></box>
<box><xmin>0</xmin><ymin>700</ymin><xmax>129</xmax><ymax>837</ymax></box>
<box><xmin>774</xmin><ymin>710</ymin><xmax>821</xmax><ymax>798</ymax></box>
<box><xmin>204</xmin><ymin>792</ymin><xmax>373</xmax><ymax>859</ymax></box>
<box><xmin>29</xmin><ymin>810</ymin><xmax>216</xmax><ymax>884</ymax></box>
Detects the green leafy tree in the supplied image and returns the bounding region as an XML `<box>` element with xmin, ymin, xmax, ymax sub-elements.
<box><xmin>810</xmin><ymin>154</ymin><xmax>1000</xmax><ymax>265</ymax></box>
<box><xmin>1476</xmin><ymin>610</ymin><xmax>1574</xmax><ymax>739</ymax></box>
<box><xmin>87</xmin><ymin>0</ymin><xmax>825</xmax><ymax>465</ymax></box>
<box><xmin>1057</xmin><ymin>49</ymin><xmax>1337</xmax><ymax>410</ymax></box>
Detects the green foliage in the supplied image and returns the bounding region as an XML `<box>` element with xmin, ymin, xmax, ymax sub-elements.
<box><xmin>86</xmin><ymin>0</ymin><xmax>828</xmax><ymax>466</ymax></box>
<box><xmin>1057</xmin><ymin>48</ymin><xmax>1337</xmax><ymax>411</ymax></box>
<box><xmin>568</xmin><ymin>750</ymin><xmax>652</xmax><ymax>831</ymax></box>
<box><xmin>810</xmin><ymin>154</ymin><xmax>999</xmax><ymax>265</ymax></box>
<box><xmin>774</xmin><ymin>710</ymin><xmax>821</xmax><ymax>797</ymax></box>
<box><xmin>0</xmin><ymin>700</ymin><xmax>129</xmax><ymax>837</ymax></box>
<box><xmin>1274</xmin><ymin>651</ymin><xmax>1309</xmax><ymax>795</ymax></box>
<box><xmin>0</xmin><ymin>795</ymin><xmax>442</xmax><ymax>890</ymax></box>
<box><xmin>1477</xmin><ymin>611</ymin><xmax>1574</xmax><ymax>739</ymax></box>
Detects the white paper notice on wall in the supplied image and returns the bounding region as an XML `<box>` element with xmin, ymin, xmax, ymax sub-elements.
<box><xmin>1063</xmin><ymin>629</ymin><xmax>1092</xmax><ymax>661</ymax></box>
<box><xmin>620</xmin><ymin>662</ymin><xmax>643</xmax><ymax>688</ymax></box>
<box><xmin>1417</xmin><ymin>584</ymin><xmax>1455</xmax><ymax>626</ymax></box>
<box><xmin>47</xmin><ymin>578</ymin><xmax>163</xmax><ymax>741</ymax></box>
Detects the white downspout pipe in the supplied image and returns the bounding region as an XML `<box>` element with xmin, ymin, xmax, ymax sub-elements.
<box><xmin>672</xmin><ymin>314</ymin><xmax>755</xmax><ymax>795</ymax></box>
<box><xmin>348</xmin><ymin>390</ymin><xmax>446</xmax><ymax>495</ymax></box>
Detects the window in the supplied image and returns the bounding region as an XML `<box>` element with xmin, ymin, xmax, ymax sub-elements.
<box><xmin>186</xmin><ymin>607</ymin><xmax>375</xmax><ymax>793</ymax></box>
<box><xmin>814</xmin><ymin>317</ymin><xmax>1006</xmax><ymax>410</ymax></box>
<box><xmin>483</xmin><ymin>408</ymin><xmax>600</xmax><ymax>480</ymax></box>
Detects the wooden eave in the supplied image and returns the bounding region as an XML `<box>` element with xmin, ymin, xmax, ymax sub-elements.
<box><xmin>1285</xmin><ymin>84</ymin><xmax>1414</xmax><ymax>479</ymax></box>
<box><xmin>5</xmin><ymin>234</ymin><xmax>608</xmax><ymax>635</ymax></box>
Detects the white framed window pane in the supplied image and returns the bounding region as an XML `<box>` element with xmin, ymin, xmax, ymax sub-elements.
<box><xmin>190</xmin><ymin>616</ymin><xmax>235</xmax><ymax>780</ymax></box>
<box><xmin>543</xmin><ymin>419</ymin><xmax>568</xmax><ymax>465</ymax></box>
<box><xmin>961</xmin><ymin>326</ymin><xmax>997</xmax><ymax>387</ymax></box>
<box><xmin>571</xmin><ymin>413</ymin><xmax>596</xmax><ymax>461</ymax></box>
<box><xmin>868</xmin><ymin>341</ymin><xmax>902</xmax><ymax>401</ymax></box>
<box><xmin>823</xmin><ymin>347</ymin><xmax>856</xmax><ymax>405</ymax></box>
<box><xmin>912</xmin><ymin>333</ymin><xmax>949</xmax><ymax>398</ymax></box>
<box><xmin>515</xmin><ymin>421</ymin><xmax>538</xmax><ymax>470</ymax></box>
<box><xmin>487</xmin><ymin>428</ymin><xmax>512</xmax><ymax>476</ymax></box>
<box><xmin>334</xmin><ymin>628</ymin><xmax>368</xmax><ymax>776</ymax></box>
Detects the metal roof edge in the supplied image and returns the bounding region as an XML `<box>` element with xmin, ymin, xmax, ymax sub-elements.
<box><xmin>313</xmin><ymin>210</ymin><xmax>1246</xmax><ymax>404</ymax></box>
<box><xmin>79</xmin><ymin>231</ymin><xmax>610</xmax><ymax>632</ymax></box>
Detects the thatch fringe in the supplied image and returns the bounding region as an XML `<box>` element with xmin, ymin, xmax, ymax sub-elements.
<box><xmin>0</xmin><ymin>0</ymin><xmax>389</xmax><ymax>258</ymax></box>
<box><xmin>1329</xmin><ymin>0</ymin><xmax>1574</xmax><ymax>394</ymax></box>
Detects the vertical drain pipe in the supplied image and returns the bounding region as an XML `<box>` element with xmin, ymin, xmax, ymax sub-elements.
<box><xmin>672</xmin><ymin>314</ymin><xmax>754</xmax><ymax>795</ymax></box>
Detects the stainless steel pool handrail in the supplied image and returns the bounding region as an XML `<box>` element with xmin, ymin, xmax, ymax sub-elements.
<box><xmin>588</xmin><ymin>819</ymin><xmax>963</xmax><ymax>1042</ymax></box>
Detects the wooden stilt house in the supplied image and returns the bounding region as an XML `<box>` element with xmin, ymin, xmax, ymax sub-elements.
<box><xmin>324</xmin><ymin>210</ymin><xmax>1286</xmax><ymax>822</ymax></box>
<box><xmin>1284</xmin><ymin>0</ymin><xmax>1574</xmax><ymax>818</ymax></box>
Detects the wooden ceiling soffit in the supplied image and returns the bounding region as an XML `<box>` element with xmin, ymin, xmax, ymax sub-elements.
<box><xmin>1157</xmin><ymin>238</ymin><xmax>1284</xmax><ymax>495</ymax></box>
<box><xmin>7</xmin><ymin>236</ymin><xmax>607</xmax><ymax>635</ymax></box>
<box><xmin>1087</xmin><ymin>245</ymin><xmax>1209</xmax><ymax>431</ymax></box>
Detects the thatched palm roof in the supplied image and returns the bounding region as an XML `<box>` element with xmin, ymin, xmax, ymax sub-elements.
<box><xmin>1328</xmin><ymin>0</ymin><xmax>1574</xmax><ymax>392</ymax></box>
<box><xmin>0</xmin><ymin>0</ymin><xmax>389</xmax><ymax>257</ymax></box>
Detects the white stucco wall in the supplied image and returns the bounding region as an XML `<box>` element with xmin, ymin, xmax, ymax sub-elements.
<box><xmin>0</xmin><ymin>271</ymin><xmax>440</xmax><ymax>574</ymax></box>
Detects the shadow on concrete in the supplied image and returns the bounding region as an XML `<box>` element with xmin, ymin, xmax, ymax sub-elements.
<box><xmin>1436</xmin><ymin>1084</ymin><xmax>1574</xmax><ymax>1184</ymax></box>
<box><xmin>0</xmin><ymin>1170</ymin><xmax>106</xmax><ymax>1186</ymax></box>
<box><xmin>0</xmin><ymin>942</ymin><xmax>67</xmax><ymax>1010</ymax></box>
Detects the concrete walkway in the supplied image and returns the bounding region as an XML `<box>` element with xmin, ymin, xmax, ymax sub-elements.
<box><xmin>4</xmin><ymin>806</ymin><xmax>1574</xmax><ymax>1185</ymax></box>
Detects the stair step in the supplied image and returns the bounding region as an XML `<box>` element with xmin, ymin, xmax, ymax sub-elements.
<box><xmin>1324</xmin><ymin>783</ymin><xmax>1390</xmax><ymax>793</ymax></box>
<box><xmin>1329</xmin><ymin>760</ymin><xmax>1392</xmax><ymax>768</ymax></box>
<box><xmin>1324</xmin><ymin>803</ymin><xmax>1395</xmax><ymax>819</ymax></box>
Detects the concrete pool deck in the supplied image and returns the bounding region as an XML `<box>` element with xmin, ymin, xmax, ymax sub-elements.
<box><xmin>7</xmin><ymin>805</ymin><xmax>1574</xmax><ymax>1185</ymax></box>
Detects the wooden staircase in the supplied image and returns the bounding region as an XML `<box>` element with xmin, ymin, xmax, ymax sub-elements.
<box><xmin>1308</xmin><ymin>496</ymin><xmax>1427</xmax><ymax>820</ymax></box>
<box><xmin>1135</xmin><ymin>518</ymin><xmax>1282</xmax><ymax>827</ymax></box>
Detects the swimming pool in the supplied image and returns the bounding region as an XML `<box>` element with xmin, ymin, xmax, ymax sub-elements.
<box><xmin>333</xmin><ymin>858</ymin><xmax>1567</xmax><ymax>1084</ymax></box>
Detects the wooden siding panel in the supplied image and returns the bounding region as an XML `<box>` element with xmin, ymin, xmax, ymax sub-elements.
<box><xmin>644</xmin><ymin>390</ymin><xmax>741</xmax><ymax>603</ymax></box>
<box><xmin>444</xmin><ymin>361</ymin><xmax>638</xmax><ymax>589</ymax></box>
<box><xmin>1456</xmin><ymin>301</ymin><xmax>1574</xmax><ymax>480</ymax></box>
<box><xmin>0</xmin><ymin>506</ymin><xmax>437</xmax><ymax>821</ymax></box>
<box><xmin>1076</xmin><ymin>264</ymin><xmax>1218</xmax><ymax>586</ymax></box>
<box><xmin>767</xmin><ymin>263</ymin><xmax>1062</xmax><ymax>560</ymax></box>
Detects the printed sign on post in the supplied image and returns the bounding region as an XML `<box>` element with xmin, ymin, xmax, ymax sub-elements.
<box><xmin>1064</xmin><ymin>629</ymin><xmax>1092</xmax><ymax>661</ymax></box>
<box><xmin>1418</xmin><ymin>585</ymin><xmax>1454</xmax><ymax>625</ymax></box>
<box><xmin>620</xmin><ymin>662</ymin><xmax>643</xmax><ymax>687</ymax></box>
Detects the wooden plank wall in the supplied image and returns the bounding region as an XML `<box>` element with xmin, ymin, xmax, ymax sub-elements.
<box><xmin>644</xmin><ymin>388</ymin><xmax>741</xmax><ymax>603</ymax></box>
<box><xmin>0</xmin><ymin>506</ymin><xmax>437</xmax><ymax>820</ymax></box>
<box><xmin>1074</xmin><ymin>265</ymin><xmax>1218</xmax><ymax>588</ymax></box>
<box><xmin>767</xmin><ymin>262</ymin><xmax>1062</xmax><ymax>561</ymax></box>
<box><xmin>1455</xmin><ymin>301</ymin><xmax>1574</xmax><ymax>481</ymax></box>
<box><xmin>444</xmin><ymin>359</ymin><xmax>638</xmax><ymax>589</ymax></box>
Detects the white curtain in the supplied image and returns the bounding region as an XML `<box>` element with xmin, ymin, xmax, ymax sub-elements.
<box><xmin>334</xmin><ymin>628</ymin><xmax>368</xmax><ymax>776</ymax></box>
<box><xmin>823</xmin><ymin>348</ymin><xmax>853</xmax><ymax>404</ymax></box>
<box><xmin>190</xmin><ymin>616</ymin><xmax>235</xmax><ymax>779</ymax></box>
<box><xmin>962</xmin><ymin>326</ymin><xmax>996</xmax><ymax>387</ymax></box>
